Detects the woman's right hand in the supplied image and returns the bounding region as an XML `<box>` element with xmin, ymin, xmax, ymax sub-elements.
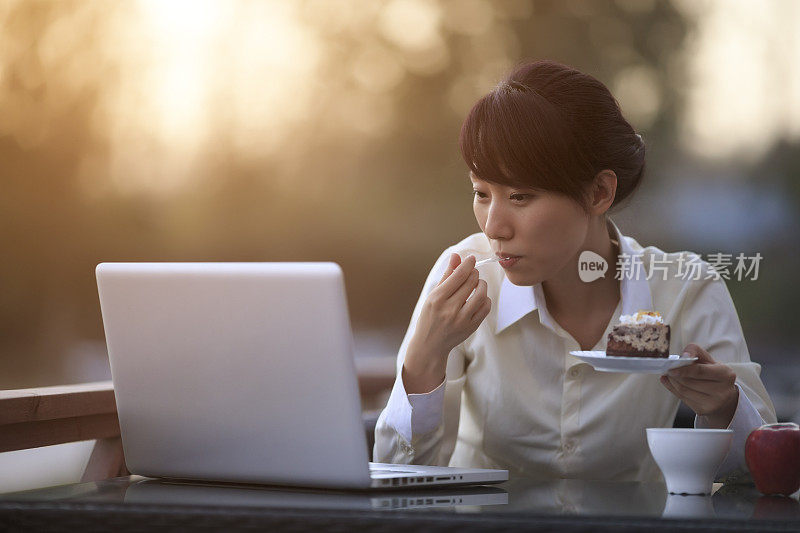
<box><xmin>402</xmin><ymin>253</ymin><xmax>492</xmax><ymax>393</ymax></box>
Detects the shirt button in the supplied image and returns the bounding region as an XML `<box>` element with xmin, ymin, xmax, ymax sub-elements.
<box><xmin>563</xmin><ymin>440</ymin><xmax>576</xmax><ymax>453</ymax></box>
<box><xmin>568</xmin><ymin>367</ymin><xmax>581</xmax><ymax>378</ymax></box>
<box><xmin>400</xmin><ymin>441</ymin><xmax>413</xmax><ymax>454</ymax></box>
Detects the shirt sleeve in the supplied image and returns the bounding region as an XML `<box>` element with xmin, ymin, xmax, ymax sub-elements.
<box><xmin>373</xmin><ymin>246</ymin><xmax>468</xmax><ymax>466</ymax></box>
<box><xmin>676</xmin><ymin>261</ymin><xmax>777</xmax><ymax>482</ymax></box>
<box><xmin>694</xmin><ymin>383</ymin><xmax>765</xmax><ymax>482</ymax></box>
<box><xmin>380</xmin><ymin>373</ymin><xmax>446</xmax><ymax>443</ymax></box>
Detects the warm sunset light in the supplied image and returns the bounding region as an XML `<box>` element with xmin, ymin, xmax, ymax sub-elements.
<box><xmin>102</xmin><ymin>1</ymin><xmax>324</xmax><ymax>194</ymax></box>
<box><xmin>1</xmin><ymin>0</ymin><xmax>798</xmax><ymax>199</ymax></box>
<box><xmin>676</xmin><ymin>0</ymin><xmax>800</xmax><ymax>161</ymax></box>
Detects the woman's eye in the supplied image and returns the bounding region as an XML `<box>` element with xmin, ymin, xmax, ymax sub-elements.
<box><xmin>472</xmin><ymin>190</ymin><xmax>532</xmax><ymax>202</ymax></box>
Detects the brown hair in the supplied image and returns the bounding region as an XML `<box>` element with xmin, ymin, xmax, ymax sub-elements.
<box><xmin>459</xmin><ymin>60</ymin><xmax>645</xmax><ymax>213</ymax></box>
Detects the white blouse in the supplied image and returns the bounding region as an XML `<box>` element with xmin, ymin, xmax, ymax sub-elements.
<box><xmin>373</xmin><ymin>218</ymin><xmax>776</xmax><ymax>482</ymax></box>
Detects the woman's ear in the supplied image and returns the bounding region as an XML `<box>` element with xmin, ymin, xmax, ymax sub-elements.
<box><xmin>590</xmin><ymin>169</ymin><xmax>617</xmax><ymax>215</ymax></box>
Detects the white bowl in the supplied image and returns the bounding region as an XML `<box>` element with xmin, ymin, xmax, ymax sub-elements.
<box><xmin>661</xmin><ymin>494</ymin><xmax>715</xmax><ymax>518</ymax></box>
<box><xmin>646</xmin><ymin>428</ymin><xmax>733</xmax><ymax>495</ymax></box>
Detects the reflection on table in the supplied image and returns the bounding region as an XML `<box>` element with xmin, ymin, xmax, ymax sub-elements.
<box><xmin>124</xmin><ymin>478</ymin><xmax>508</xmax><ymax>511</ymax></box>
<box><xmin>1</xmin><ymin>475</ymin><xmax>799</xmax><ymax>522</ymax></box>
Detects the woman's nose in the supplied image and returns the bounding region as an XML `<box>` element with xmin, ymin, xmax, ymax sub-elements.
<box><xmin>483</xmin><ymin>203</ymin><xmax>513</xmax><ymax>241</ymax></box>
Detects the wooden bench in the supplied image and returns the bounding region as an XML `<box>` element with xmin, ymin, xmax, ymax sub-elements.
<box><xmin>0</xmin><ymin>381</ymin><xmax>126</xmax><ymax>482</ymax></box>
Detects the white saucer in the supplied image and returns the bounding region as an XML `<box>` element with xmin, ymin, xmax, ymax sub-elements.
<box><xmin>569</xmin><ymin>351</ymin><xmax>698</xmax><ymax>374</ymax></box>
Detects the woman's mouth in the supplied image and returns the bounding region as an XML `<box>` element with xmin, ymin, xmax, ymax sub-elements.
<box><xmin>496</xmin><ymin>253</ymin><xmax>521</xmax><ymax>269</ymax></box>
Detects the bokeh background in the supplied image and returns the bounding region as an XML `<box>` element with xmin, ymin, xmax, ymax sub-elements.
<box><xmin>2</xmin><ymin>0</ymin><xmax>799</xmax><ymax>423</ymax></box>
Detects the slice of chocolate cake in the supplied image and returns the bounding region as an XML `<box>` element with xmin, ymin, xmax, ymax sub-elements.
<box><xmin>606</xmin><ymin>310</ymin><xmax>670</xmax><ymax>358</ymax></box>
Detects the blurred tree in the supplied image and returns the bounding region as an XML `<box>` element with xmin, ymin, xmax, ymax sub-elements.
<box><xmin>732</xmin><ymin>139</ymin><xmax>800</xmax><ymax>354</ymax></box>
<box><xmin>0</xmin><ymin>2</ymin><xmax>110</xmax><ymax>383</ymax></box>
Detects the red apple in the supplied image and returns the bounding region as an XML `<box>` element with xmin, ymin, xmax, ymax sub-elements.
<box><xmin>745</xmin><ymin>423</ymin><xmax>800</xmax><ymax>496</ymax></box>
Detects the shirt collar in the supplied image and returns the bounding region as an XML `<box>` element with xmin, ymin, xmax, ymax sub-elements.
<box><xmin>495</xmin><ymin>217</ymin><xmax>653</xmax><ymax>334</ymax></box>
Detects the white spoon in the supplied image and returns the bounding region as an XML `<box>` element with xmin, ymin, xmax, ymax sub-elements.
<box><xmin>475</xmin><ymin>256</ymin><xmax>501</xmax><ymax>267</ymax></box>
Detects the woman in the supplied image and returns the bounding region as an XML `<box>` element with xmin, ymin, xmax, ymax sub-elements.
<box><xmin>373</xmin><ymin>60</ymin><xmax>776</xmax><ymax>482</ymax></box>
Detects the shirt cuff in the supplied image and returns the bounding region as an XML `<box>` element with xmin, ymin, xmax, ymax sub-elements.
<box><xmin>694</xmin><ymin>383</ymin><xmax>765</xmax><ymax>477</ymax></box>
<box><xmin>407</xmin><ymin>377</ymin><xmax>446</xmax><ymax>436</ymax></box>
<box><xmin>382</xmin><ymin>372</ymin><xmax>446</xmax><ymax>443</ymax></box>
<box><xmin>694</xmin><ymin>383</ymin><xmax>764</xmax><ymax>430</ymax></box>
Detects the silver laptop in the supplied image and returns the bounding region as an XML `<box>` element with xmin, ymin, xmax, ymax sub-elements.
<box><xmin>96</xmin><ymin>262</ymin><xmax>508</xmax><ymax>490</ymax></box>
<box><xmin>124</xmin><ymin>479</ymin><xmax>509</xmax><ymax>510</ymax></box>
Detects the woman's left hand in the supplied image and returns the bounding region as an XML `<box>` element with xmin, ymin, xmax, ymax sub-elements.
<box><xmin>659</xmin><ymin>343</ymin><xmax>739</xmax><ymax>429</ymax></box>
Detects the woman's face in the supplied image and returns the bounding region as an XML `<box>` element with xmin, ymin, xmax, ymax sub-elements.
<box><xmin>470</xmin><ymin>173</ymin><xmax>590</xmax><ymax>286</ymax></box>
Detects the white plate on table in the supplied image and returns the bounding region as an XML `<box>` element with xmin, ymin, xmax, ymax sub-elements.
<box><xmin>569</xmin><ymin>351</ymin><xmax>698</xmax><ymax>374</ymax></box>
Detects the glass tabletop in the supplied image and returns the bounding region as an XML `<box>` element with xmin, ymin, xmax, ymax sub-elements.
<box><xmin>1</xmin><ymin>475</ymin><xmax>798</xmax><ymax>523</ymax></box>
